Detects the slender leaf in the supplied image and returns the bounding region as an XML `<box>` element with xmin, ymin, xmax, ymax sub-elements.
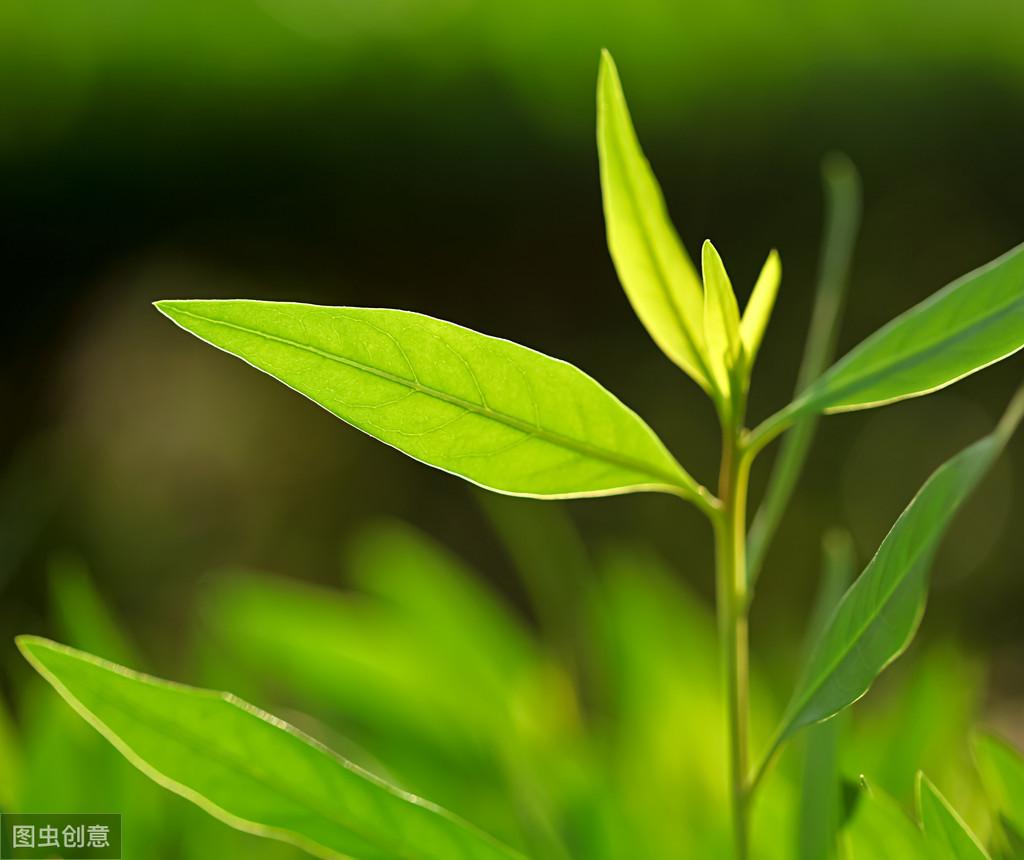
<box><xmin>702</xmin><ymin>240</ymin><xmax>743</xmax><ymax>395</ymax></box>
<box><xmin>798</xmin><ymin>530</ymin><xmax>855</xmax><ymax>860</ymax></box>
<box><xmin>747</xmin><ymin>154</ymin><xmax>861</xmax><ymax>586</ymax></box>
<box><xmin>596</xmin><ymin>50</ymin><xmax>709</xmax><ymax>390</ymax></box>
<box><xmin>773</xmin><ymin>388</ymin><xmax>1023</xmax><ymax>745</ymax></box>
<box><xmin>18</xmin><ymin>636</ymin><xmax>524</xmax><ymax>860</ymax></box>
<box><xmin>917</xmin><ymin>772</ymin><xmax>991</xmax><ymax>860</ymax></box>
<box><xmin>974</xmin><ymin>733</ymin><xmax>1024</xmax><ymax>836</ymax></box>
<box><xmin>774</xmin><ymin>241</ymin><xmax>1024</xmax><ymax>421</ymax></box>
<box><xmin>740</xmin><ymin>248</ymin><xmax>782</xmax><ymax>371</ymax></box>
<box><xmin>156</xmin><ymin>300</ymin><xmax>706</xmax><ymax>505</ymax></box>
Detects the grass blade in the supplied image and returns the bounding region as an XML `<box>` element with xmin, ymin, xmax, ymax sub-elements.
<box><xmin>747</xmin><ymin>154</ymin><xmax>861</xmax><ymax>587</ymax></box>
<box><xmin>917</xmin><ymin>772</ymin><xmax>991</xmax><ymax>860</ymax></box>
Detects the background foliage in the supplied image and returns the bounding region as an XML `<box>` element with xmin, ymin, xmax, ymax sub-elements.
<box><xmin>2</xmin><ymin>1</ymin><xmax>1023</xmax><ymax>857</ymax></box>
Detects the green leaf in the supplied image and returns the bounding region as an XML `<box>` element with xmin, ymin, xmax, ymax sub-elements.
<box><xmin>842</xmin><ymin>778</ymin><xmax>931</xmax><ymax>860</ymax></box>
<box><xmin>773</xmin><ymin>389</ymin><xmax>1023</xmax><ymax>745</ymax></box>
<box><xmin>156</xmin><ymin>300</ymin><xmax>707</xmax><ymax>506</ymax></box>
<box><xmin>740</xmin><ymin>249</ymin><xmax>782</xmax><ymax>371</ymax></box>
<box><xmin>974</xmin><ymin>732</ymin><xmax>1024</xmax><ymax>836</ymax></box>
<box><xmin>916</xmin><ymin>772</ymin><xmax>991</xmax><ymax>860</ymax></box>
<box><xmin>782</xmin><ymin>241</ymin><xmax>1024</xmax><ymax>418</ymax></box>
<box><xmin>596</xmin><ymin>50</ymin><xmax>709</xmax><ymax>390</ymax></box>
<box><xmin>701</xmin><ymin>240</ymin><xmax>743</xmax><ymax>396</ymax></box>
<box><xmin>18</xmin><ymin>636</ymin><xmax>524</xmax><ymax>860</ymax></box>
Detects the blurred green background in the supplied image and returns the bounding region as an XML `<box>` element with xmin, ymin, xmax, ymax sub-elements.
<box><xmin>1</xmin><ymin>1</ymin><xmax>1023</xmax><ymax>857</ymax></box>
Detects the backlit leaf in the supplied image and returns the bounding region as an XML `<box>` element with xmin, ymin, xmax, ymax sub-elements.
<box><xmin>774</xmin><ymin>389</ymin><xmax>1022</xmax><ymax>744</ymax></box>
<box><xmin>740</xmin><ymin>249</ymin><xmax>782</xmax><ymax>371</ymax></box>
<box><xmin>156</xmin><ymin>300</ymin><xmax>706</xmax><ymax>505</ymax></box>
<box><xmin>597</xmin><ymin>50</ymin><xmax>709</xmax><ymax>390</ymax></box>
<box><xmin>18</xmin><ymin>636</ymin><xmax>524</xmax><ymax>860</ymax></box>
<box><xmin>781</xmin><ymin>242</ymin><xmax>1024</xmax><ymax>418</ymax></box>
<box><xmin>701</xmin><ymin>240</ymin><xmax>743</xmax><ymax>397</ymax></box>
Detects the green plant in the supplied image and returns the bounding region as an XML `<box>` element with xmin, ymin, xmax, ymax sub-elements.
<box><xmin>17</xmin><ymin>51</ymin><xmax>1024</xmax><ymax>859</ymax></box>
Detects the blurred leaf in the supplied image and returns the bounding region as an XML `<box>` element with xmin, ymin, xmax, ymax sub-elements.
<box><xmin>49</xmin><ymin>554</ymin><xmax>140</xmax><ymax>666</ymax></box>
<box><xmin>156</xmin><ymin>300</ymin><xmax>705</xmax><ymax>504</ymax></box>
<box><xmin>917</xmin><ymin>772</ymin><xmax>991</xmax><ymax>860</ymax></box>
<box><xmin>18</xmin><ymin>636</ymin><xmax>524</xmax><ymax>860</ymax></box>
<box><xmin>840</xmin><ymin>778</ymin><xmax>931</xmax><ymax>859</ymax></box>
<box><xmin>596</xmin><ymin>50</ymin><xmax>708</xmax><ymax>391</ymax></box>
<box><xmin>478</xmin><ymin>494</ymin><xmax>592</xmax><ymax>651</ymax></box>
<box><xmin>798</xmin><ymin>530</ymin><xmax>855</xmax><ymax>860</ymax></box>
<box><xmin>974</xmin><ymin>733</ymin><xmax>1024</xmax><ymax>837</ymax></box>
<box><xmin>701</xmin><ymin>240</ymin><xmax>743</xmax><ymax>399</ymax></box>
<box><xmin>746</xmin><ymin>154</ymin><xmax>861</xmax><ymax>587</ymax></box>
<box><xmin>739</xmin><ymin>249</ymin><xmax>782</xmax><ymax>372</ymax></box>
<box><xmin>775</xmin><ymin>390</ymin><xmax>1022</xmax><ymax>745</ymax></box>
<box><xmin>779</xmin><ymin>241</ymin><xmax>1024</xmax><ymax>419</ymax></box>
<box><xmin>844</xmin><ymin>641</ymin><xmax>984</xmax><ymax>804</ymax></box>
<box><xmin>0</xmin><ymin>693</ymin><xmax>21</xmax><ymax>810</ymax></box>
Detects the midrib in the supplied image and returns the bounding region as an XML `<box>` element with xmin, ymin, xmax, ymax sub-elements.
<box><xmin>172</xmin><ymin>308</ymin><xmax>685</xmax><ymax>488</ymax></box>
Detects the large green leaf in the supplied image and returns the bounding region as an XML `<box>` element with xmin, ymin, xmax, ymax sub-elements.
<box><xmin>754</xmin><ymin>241</ymin><xmax>1024</xmax><ymax>435</ymax></box>
<box><xmin>17</xmin><ymin>636</ymin><xmax>524</xmax><ymax>860</ymax></box>
<box><xmin>772</xmin><ymin>389</ymin><xmax>1022</xmax><ymax>745</ymax></box>
<box><xmin>156</xmin><ymin>300</ymin><xmax>707</xmax><ymax>505</ymax></box>
<box><xmin>916</xmin><ymin>773</ymin><xmax>990</xmax><ymax>860</ymax></box>
<box><xmin>974</xmin><ymin>732</ymin><xmax>1024</xmax><ymax>836</ymax></box>
<box><xmin>596</xmin><ymin>50</ymin><xmax>709</xmax><ymax>391</ymax></box>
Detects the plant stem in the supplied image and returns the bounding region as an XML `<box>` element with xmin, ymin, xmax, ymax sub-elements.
<box><xmin>715</xmin><ymin>410</ymin><xmax>752</xmax><ymax>860</ymax></box>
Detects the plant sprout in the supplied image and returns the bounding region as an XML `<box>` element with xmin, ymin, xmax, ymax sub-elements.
<box><xmin>17</xmin><ymin>51</ymin><xmax>1024</xmax><ymax>860</ymax></box>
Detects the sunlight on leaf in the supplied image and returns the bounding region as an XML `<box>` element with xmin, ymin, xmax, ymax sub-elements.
<box><xmin>156</xmin><ymin>300</ymin><xmax>707</xmax><ymax>506</ymax></box>
<box><xmin>18</xmin><ymin>636</ymin><xmax>524</xmax><ymax>860</ymax></box>
<box><xmin>740</xmin><ymin>249</ymin><xmax>781</xmax><ymax>372</ymax></box>
<box><xmin>597</xmin><ymin>50</ymin><xmax>709</xmax><ymax>391</ymax></box>
<box><xmin>701</xmin><ymin>240</ymin><xmax>743</xmax><ymax>398</ymax></box>
<box><xmin>917</xmin><ymin>772</ymin><xmax>991</xmax><ymax>860</ymax></box>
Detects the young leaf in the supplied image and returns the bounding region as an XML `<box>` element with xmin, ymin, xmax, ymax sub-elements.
<box><xmin>17</xmin><ymin>636</ymin><xmax>524</xmax><ymax>860</ymax></box>
<box><xmin>771</xmin><ymin>241</ymin><xmax>1024</xmax><ymax>422</ymax></box>
<box><xmin>772</xmin><ymin>388</ymin><xmax>1023</xmax><ymax>746</ymax></box>
<box><xmin>973</xmin><ymin>732</ymin><xmax>1024</xmax><ymax>836</ymax></box>
<box><xmin>916</xmin><ymin>772</ymin><xmax>991</xmax><ymax>860</ymax></box>
<box><xmin>596</xmin><ymin>50</ymin><xmax>709</xmax><ymax>391</ymax></box>
<box><xmin>740</xmin><ymin>249</ymin><xmax>782</xmax><ymax>371</ymax></box>
<box><xmin>701</xmin><ymin>240</ymin><xmax>743</xmax><ymax>396</ymax></box>
<box><xmin>156</xmin><ymin>300</ymin><xmax>709</xmax><ymax>507</ymax></box>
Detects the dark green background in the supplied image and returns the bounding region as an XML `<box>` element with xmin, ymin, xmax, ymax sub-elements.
<box><xmin>1</xmin><ymin>0</ymin><xmax>1022</xmax><ymax>751</ymax></box>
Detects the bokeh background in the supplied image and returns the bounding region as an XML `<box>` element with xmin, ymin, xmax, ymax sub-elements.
<box><xmin>2</xmin><ymin>1</ymin><xmax>1023</xmax><ymax>857</ymax></box>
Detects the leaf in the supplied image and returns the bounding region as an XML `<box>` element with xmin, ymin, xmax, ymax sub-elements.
<box><xmin>17</xmin><ymin>636</ymin><xmax>524</xmax><ymax>860</ymax></box>
<box><xmin>784</xmin><ymin>241</ymin><xmax>1024</xmax><ymax>418</ymax></box>
<box><xmin>841</xmin><ymin>778</ymin><xmax>931</xmax><ymax>860</ymax></box>
<box><xmin>773</xmin><ymin>389</ymin><xmax>1023</xmax><ymax>745</ymax></box>
<box><xmin>596</xmin><ymin>50</ymin><xmax>709</xmax><ymax>390</ymax></box>
<box><xmin>916</xmin><ymin>772</ymin><xmax>991</xmax><ymax>860</ymax></box>
<box><xmin>740</xmin><ymin>249</ymin><xmax>782</xmax><ymax>371</ymax></box>
<box><xmin>701</xmin><ymin>240</ymin><xmax>743</xmax><ymax>396</ymax></box>
<box><xmin>973</xmin><ymin>732</ymin><xmax>1024</xmax><ymax>836</ymax></box>
<box><xmin>156</xmin><ymin>300</ymin><xmax>707</xmax><ymax>505</ymax></box>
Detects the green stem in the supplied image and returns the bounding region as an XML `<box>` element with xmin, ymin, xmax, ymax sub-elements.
<box><xmin>715</xmin><ymin>412</ymin><xmax>752</xmax><ymax>859</ymax></box>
